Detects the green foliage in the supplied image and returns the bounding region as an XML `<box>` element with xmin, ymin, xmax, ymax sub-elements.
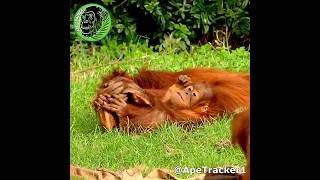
<box><xmin>70</xmin><ymin>0</ymin><xmax>250</xmax><ymax>49</ymax></box>
<box><xmin>157</xmin><ymin>33</ymin><xmax>188</xmax><ymax>54</ymax></box>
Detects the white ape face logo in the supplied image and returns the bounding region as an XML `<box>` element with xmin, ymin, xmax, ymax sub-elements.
<box><xmin>74</xmin><ymin>3</ymin><xmax>112</xmax><ymax>41</ymax></box>
<box><xmin>80</xmin><ymin>11</ymin><xmax>97</xmax><ymax>36</ymax></box>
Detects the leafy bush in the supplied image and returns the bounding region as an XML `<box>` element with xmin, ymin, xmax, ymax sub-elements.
<box><xmin>70</xmin><ymin>0</ymin><xmax>249</xmax><ymax>50</ymax></box>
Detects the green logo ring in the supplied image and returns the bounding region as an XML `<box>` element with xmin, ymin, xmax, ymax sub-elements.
<box><xmin>73</xmin><ymin>3</ymin><xmax>112</xmax><ymax>42</ymax></box>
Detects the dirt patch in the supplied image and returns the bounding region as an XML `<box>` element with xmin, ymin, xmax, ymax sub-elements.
<box><xmin>70</xmin><ymin>165</ymin><xmax>241</xmax><ymax>180</ymax></box>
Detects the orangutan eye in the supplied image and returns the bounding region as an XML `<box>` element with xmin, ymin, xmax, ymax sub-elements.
<box><xmin>193</xmin><ymin>92</ymin><xmax>198</xmax><ymax>96</ymax></box>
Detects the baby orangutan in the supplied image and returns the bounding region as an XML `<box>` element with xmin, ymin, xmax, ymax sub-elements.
<box><xmin>93</xmin><ymin>75</ymin><xmax>215</xmax><ymax>131</ymax></box>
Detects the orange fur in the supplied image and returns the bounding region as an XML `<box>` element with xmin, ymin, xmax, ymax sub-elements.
<box><xmin>232</xmin><ymin>110</ymin><xmax>250</xmax><ymax>180</ymax></box>
<box><xmin>95</xmin><ymin>68</ymin><xmax>250</xmax><ymax>132</ymax></box>
<box><xmin>134</xmin><ymin>68</ymin><xmax>250</xmax><ymax>116</ymax></box>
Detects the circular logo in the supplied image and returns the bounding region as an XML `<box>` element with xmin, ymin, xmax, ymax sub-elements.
<box><xmin>73</xmin><ymin>3</ymin><xmax>112</xmax><ymax>42</ymax></box>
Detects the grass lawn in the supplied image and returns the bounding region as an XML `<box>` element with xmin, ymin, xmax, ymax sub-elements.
<box><xmin>70</xmin><ymin>41</ymin><xmax>250</xmax><ymax>178</ymax></box>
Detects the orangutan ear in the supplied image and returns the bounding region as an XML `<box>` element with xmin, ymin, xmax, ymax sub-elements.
<box><xmin>131</xmin><ymin>93</ymin><xmax>153</xmax><ymax>107</ymax></box>
<box><xmin>200</xmin><ymin>104</ymin><xmax>209</xmax><ymax>112</ymax></box>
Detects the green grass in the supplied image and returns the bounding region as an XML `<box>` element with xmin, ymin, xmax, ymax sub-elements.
<box><xmin>70</xmin><ymin>41</ymin><xmax>250</xmax><ymax>178</ymax></box>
